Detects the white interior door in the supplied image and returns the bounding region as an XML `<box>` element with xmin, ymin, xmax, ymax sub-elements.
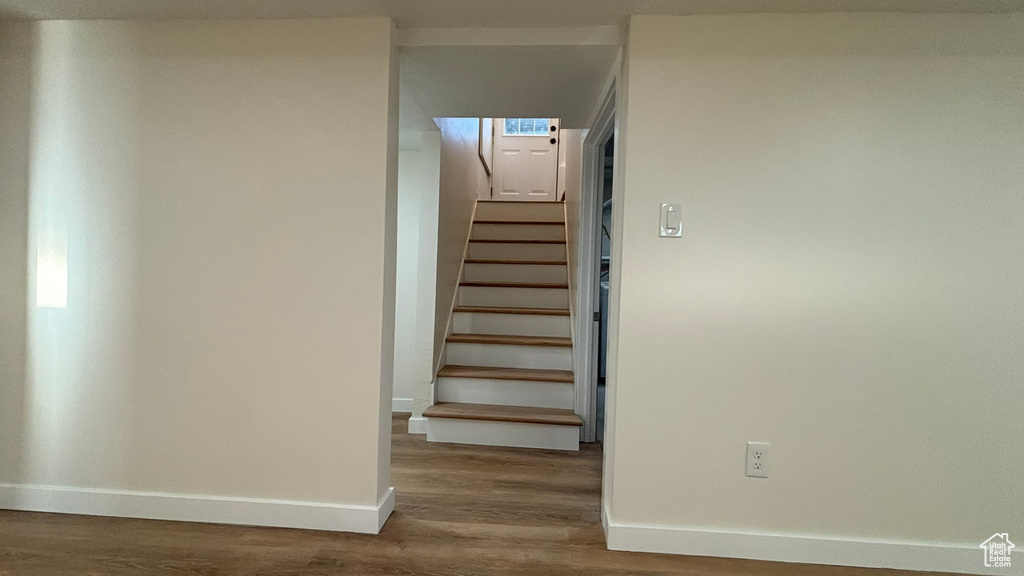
<box><xmin>492</xmin><ymin>118</ymin><xmax>560</xmax><ymax>201</ymax></box>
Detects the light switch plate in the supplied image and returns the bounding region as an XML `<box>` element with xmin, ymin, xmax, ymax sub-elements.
<box><xmin>660</xmin><ymin>203</ymin><xmax>682</xmax><ymax>238</ymax></box>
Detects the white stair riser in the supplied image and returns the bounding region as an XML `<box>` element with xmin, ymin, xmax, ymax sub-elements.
<box><xmin>475</xmin><ymin>202</ymin><xmax>564</xmax><ymax>222</ymax></box>
<box><xmin>468</xmin><ymin>242</ymin><xmax>566</xmax><ymax>261</ymax></box>
<box><xmin>471</xmin><ymin>223</ymin><xmax>565</xmax><ymax>241</ymax></box>
<box><xmin>453</xmin><ymin>312</ymin><xmax>570</xmax><ymax>337</ymax></box>
<box><xmin>427</xmin><ymin>418</ymin><xmax>579</xmax><ymax>451</ymax></box>
<box><xmin>436</xmin><ymin>377</ymin><xmax>574</xmax><ymax>409</ymax></box>
<box><xmin>459</xmin><ymin>286</ymin><xmax>568</xmax><ymax>309</ymax></box>
<box><xmin>446</xmin><ymin>342</ymin><xmax>572</xmax><ymax>370</ymax></box>
<box><xmin>463</xmin><ymin>263</ymin><xmax>567</xmax><ymax>284</ymax></box>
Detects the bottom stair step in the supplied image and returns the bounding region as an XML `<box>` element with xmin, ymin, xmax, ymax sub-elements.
<box><xmin>423</xmin><ymin>403</ymin><xmax>582</xmax><ymax>451</ymax></box>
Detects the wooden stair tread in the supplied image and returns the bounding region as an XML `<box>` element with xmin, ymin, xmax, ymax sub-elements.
<box><xmin>464</xmin><ymin>259</ymin><xmax>567</xmax><ymax>265</ymax></box>
<box><xmin>477</xmin><ymin>200</ymin><xmax>564</xmax><ymax>204</ymax></box>
<box><xmin>446</xmin><ymin>333</ymin><xmax>572</xmax><ymax>347</ymax></box>
<box><xmin>438</xmin><ymin>365</ymin><xmax>574</xmax><ymax>383</ymax></box>
<box><xmin>469</xmin><ymin>239</ymin><xmax>566</xmax><ymax>244</ymax></box>
<box><xmin>460</xmin><ymin>281</ymin><xmax>567</xmax><ymax>289</ymax></box>
<box><xmin>474</xmin><ymin>220</ymin><xmax>565</xmax><ymax>225</ymax></box>
<box><xmin>453</xmin><ymin>306</ymin><xmax>569</xmax><ymax>316</ymax></box>
<box><xmin>423</xmin><ymin>402</ymin><xmax>583</xmax><ymax>427</ymax></box>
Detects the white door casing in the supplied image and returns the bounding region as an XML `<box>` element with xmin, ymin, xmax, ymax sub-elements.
<box><xmin>577</xmin><ymin>81</ymin><xmax>616</xmax><ymax>443</ymax></box>
<box><xmin>492</xmin><ymin>118</ymin><xmax>560</xmax><ymax>201</ymax></box>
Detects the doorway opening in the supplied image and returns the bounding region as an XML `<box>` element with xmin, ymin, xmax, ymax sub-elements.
<box><xmin>388</xmin><ymin>32</ymin><xmax>621</xmax><ymax>542</ymax></box>
<box><xmin>490</xmin><ymin>117</ymin><xmax>562</xmax><ymax>201</ymax></box>
<box><xmin>389</xmin><ymin>110</ymin><xmax>604</xmax><ymax>545</ymax></box>
<box><xmin>574</xmin><ymin>81</ymin><xmax>616</xmax><ymax>445</ymax></box>
<box><xmin>595</xmin><ymin>135</ymin><xmax>614</xmax><ymax>443</ymax></box>
<box><xmin>419</xmin><ymin>115</ymin><xmax>583</xmax><ymax>450</ymax></box>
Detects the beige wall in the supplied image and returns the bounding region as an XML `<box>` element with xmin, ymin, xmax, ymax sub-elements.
<box><xmin>0</xmin><ymin>21</ymin><xmax>31</xmax><ymax>482</ymax></box>
<box><xmin>607</xmin><ymin>11</ymin><xmax>1024</xmax><ymax>557</ymax></box>
<box><xmin>376</xmin><ymin>25</ymin><xmax>400</xmax><ymax>502</ymax></box>
<box><xmin>1</xmin><ymin>18</ymin><xmax>398</xmax><ymax>514</ymax></box>
<box><xmin>431</xmin><ymin>118</ymin><xmax>489</xmax><ymax>374</ymax></box>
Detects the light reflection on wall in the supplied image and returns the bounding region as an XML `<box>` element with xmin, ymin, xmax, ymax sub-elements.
<box><xmin>36</xmin><ymin>228</ymin><xmax>67</xmax><ymax>309</ymax></box>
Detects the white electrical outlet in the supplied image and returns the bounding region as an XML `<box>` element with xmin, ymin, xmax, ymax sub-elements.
<box><xmin>746</xmin><ymin>442</ymin><xmax>770</xmax><ymax>478</ymax></box>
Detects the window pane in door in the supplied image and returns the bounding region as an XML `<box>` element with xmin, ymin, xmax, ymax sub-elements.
<box><xmin>503</xmin><ymin>118</ymin><xmax>550</xmax><ymax>136</ymax></box>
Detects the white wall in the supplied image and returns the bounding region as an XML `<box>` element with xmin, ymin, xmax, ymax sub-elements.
<box><xmin>394</xmin><ymin>146</ymin><xmax>420</xmax><ymax>410</ymax></box>
<box><xmin>605</xmin><ymin>13</ymin><xmax>1024</xmax><ymax>573</ymax></box>
<box><xmin>560</xmin><ymin>129</ymin><xmax>585</xmax><ymax>329</ymax></box>
<box><xmin>431</xmin><ymin>118</ymin><xmax>489</xmax><ymax>373</ymax></box>
<box><xmin>0</xmin><ymin>18</ymin><xmax>400</xmax><ymax>533</ymax></box>
<box><xmin>394</xmin><ymin>130</ymin><xmax>441</xmax><ymax>414</ymax></box>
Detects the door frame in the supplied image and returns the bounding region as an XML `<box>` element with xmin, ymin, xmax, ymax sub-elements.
<box><xmin>575</xmin><ymin>82</ymin><xmax>616</xmax><ymax>442</ymax></box>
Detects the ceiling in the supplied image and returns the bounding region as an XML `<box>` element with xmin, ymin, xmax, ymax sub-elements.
<box><xmin>5</xmin><ymin>0</ymin><xmax>1018</xmax><ymax>134</ymax></box>
<box><xmin>1</xmin><ymin>0</ymin><xmax>1021</xmax><ymax>22</ymax></box>
<box><xmin>400</xmin><ymin>45</ymin><xmax>620</xmax><ymax>130</ymax></box>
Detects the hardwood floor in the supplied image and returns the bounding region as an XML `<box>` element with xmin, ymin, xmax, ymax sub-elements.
<box><xmin>0</xmin><ymin>414</ymin><xmax>952</xmax><ymax>575</ymax></box>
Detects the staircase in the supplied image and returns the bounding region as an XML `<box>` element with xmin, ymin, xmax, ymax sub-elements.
<box><xmin>423</xmin><ymin>200</ymin><xmax>583</xmax><ymax>450</ymax></box>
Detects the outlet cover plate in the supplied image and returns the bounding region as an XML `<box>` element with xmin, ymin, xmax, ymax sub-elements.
<box><xmin>746</xmin><ymin>441</ymin><xmax>770</xmax><ymax>478</ymax></box>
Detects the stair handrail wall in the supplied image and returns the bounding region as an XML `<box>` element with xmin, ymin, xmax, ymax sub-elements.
<box><xmin>433</xmin><ymin>199</ymin><xmax>480</xmax><ymax>383</ymax></box>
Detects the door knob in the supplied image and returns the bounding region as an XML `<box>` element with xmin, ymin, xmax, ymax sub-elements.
<box><xmin>550</xmin><ymin>138</ymin><xmax>557</xmax><ymax>144</ymax></box>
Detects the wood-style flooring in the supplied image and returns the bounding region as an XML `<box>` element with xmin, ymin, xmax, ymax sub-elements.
<box><xmin>0</xmin><ymin>414</ymin><xmax>955</xmax><ymax>575</ymax></box>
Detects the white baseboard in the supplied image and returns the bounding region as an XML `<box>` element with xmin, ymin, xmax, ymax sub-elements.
<box><xmin>392</xmin><ymin>397</ymin><xmax>413</xmax><ymax>413</ymax></box>
<box><xmin>375</xmin><ymin>487</ymin><xmax>395</xmax><ymax>533</ymax></box>
<box><xmin>605</xmin><ymin>516</ymin><xmax>983</xmax><ymax>574</ymax></box>
<box><xmin>407</xmin><ymin>416</ymin><xmax>428</xmax><ymax>435</ymax></box>
<box><xmin>0</xmin><ymin>483</ymin><xmax>395</xmax><ymax>535</ymax></box>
